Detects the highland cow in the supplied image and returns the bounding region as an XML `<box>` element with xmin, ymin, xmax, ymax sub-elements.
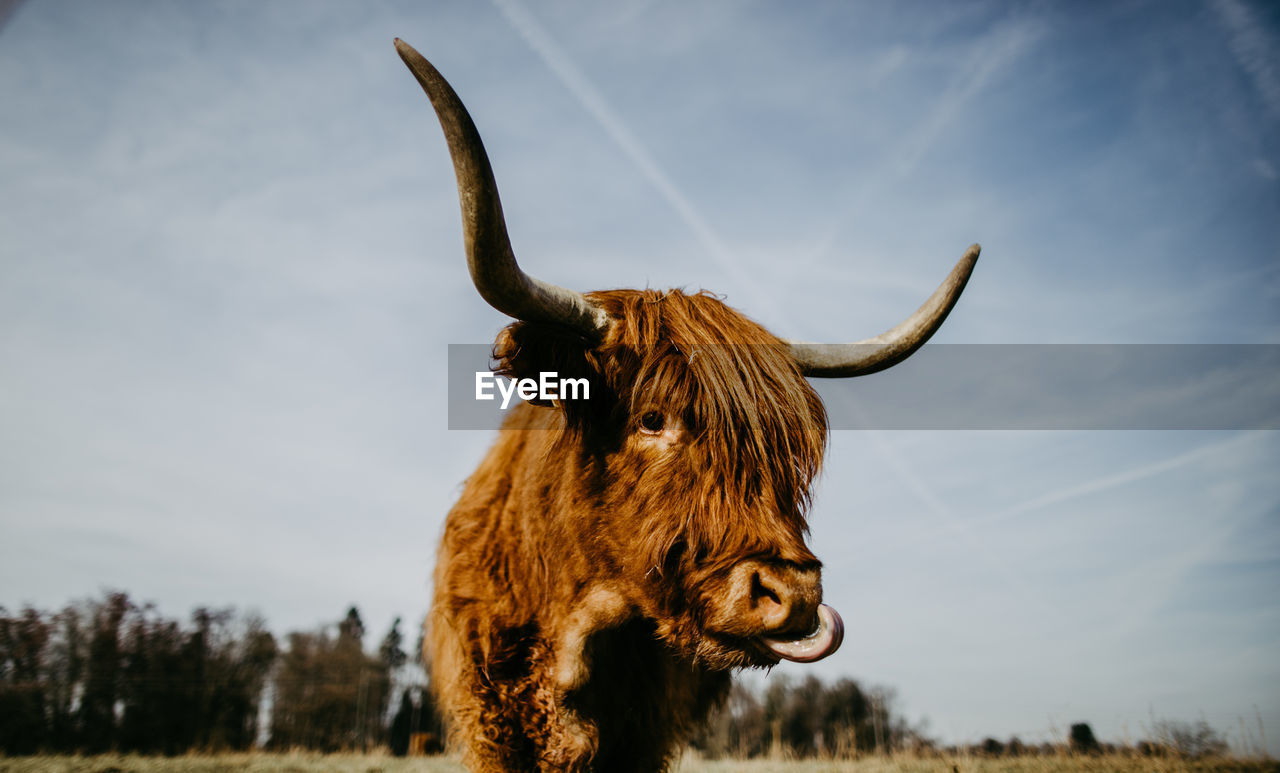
<box><xmin>395</xmin><ymin>39</ymin><xmax>979</xmax><ymax>772</ymax></box>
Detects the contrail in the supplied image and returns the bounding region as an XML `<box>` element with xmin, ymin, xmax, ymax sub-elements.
<box><xmin>915</xmin><ymin>431</ymin><xmax>1261</xmax><ymax>547</ymax></box>
<box><xmin>490</xmin><ymin>0</ymin><xmax>789</xmax><ymax>325</ymax></box>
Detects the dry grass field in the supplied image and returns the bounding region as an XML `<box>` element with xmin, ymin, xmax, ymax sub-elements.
<box><xmin>0</xmin><ymin>754</ymin><xmax>1276</xmax><ymax>773</ymax></box>
<box><xmin>0</xmin><ymin>755</ymin><xmax>454</xmax><ymax>773</ymax></box>
<box><xmin>675</xmin><ymin>755</ymin><xmax>1279</xmax><ymax>772</ymax></box>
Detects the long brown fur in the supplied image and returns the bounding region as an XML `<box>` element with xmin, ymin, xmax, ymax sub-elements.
<box><xmin>430</xmin><ymin>289</ymin><xmax>829</xmax><ymax>772</ymax></box>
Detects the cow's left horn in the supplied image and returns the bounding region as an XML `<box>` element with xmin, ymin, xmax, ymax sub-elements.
<box><xmin>789</xmin><ymin>244</ymin><xmax>980</xmax><ymax>377</ymax></box>
<box><xmin>394</xmin><ymin>39</ymin><xmax>611</xmax><ymax>341</ymax></box>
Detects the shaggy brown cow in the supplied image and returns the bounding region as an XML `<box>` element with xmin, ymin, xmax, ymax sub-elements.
<box><xmin>395</xmin><ymin>40</ymin><xmax>979</xmax><ymax>772</ymax></box>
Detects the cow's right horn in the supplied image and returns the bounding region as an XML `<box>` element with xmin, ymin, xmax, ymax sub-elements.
<box><xmin>789</xmin><ymin>244</ymin><xmax>980</xmax><ymax>378</ymax></box>
<box><xmin>395</xmin><ymin>39</ymin><xmax>611</xmax><ymax>341</ymax></box>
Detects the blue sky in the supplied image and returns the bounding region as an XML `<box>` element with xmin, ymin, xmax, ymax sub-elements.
<box><xmin>1</xmin><ymin>0</ymin><xmax>1277</xmax><ymax>754</ymax></box>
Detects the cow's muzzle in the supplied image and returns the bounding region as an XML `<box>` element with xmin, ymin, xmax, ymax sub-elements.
<box><xmin>714</xmin><ymin>561</ymin><xmax>844</xmax><ymax>663</ymax></box>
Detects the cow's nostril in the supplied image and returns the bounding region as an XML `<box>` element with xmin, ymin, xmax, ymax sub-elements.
<box><xmin>750</xmin><ymin>571</ymin><xmax>782</xmax><ymax>608</ymax></box>
<box><xmin>748</xmin><ymin>569</ymin><xmax>794</xmax><ymax>632</ymax></box>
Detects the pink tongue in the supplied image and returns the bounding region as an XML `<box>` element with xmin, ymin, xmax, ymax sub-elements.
<box><xmin>760</xmin><ymin>603</ymin><xmax>844</xmax><ymax>663</ymax></box>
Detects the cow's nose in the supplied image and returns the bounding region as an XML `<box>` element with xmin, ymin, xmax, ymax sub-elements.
<box><xmin>740</xmin><ymin>562</ymin><xmax>822</xmax><ymax>636</ymax></box>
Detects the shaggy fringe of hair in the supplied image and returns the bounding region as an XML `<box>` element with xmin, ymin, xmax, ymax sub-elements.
<box><xmin>589</xmin><ymin>289</ymin><xmax>828</xmax><ymax>568</ymax></box>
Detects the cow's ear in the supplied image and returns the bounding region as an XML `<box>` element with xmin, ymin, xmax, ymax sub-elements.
<box><xmin>492</xmin><ymin>321</ymin><xmax>601</xmax><ymax>411</ymax></box>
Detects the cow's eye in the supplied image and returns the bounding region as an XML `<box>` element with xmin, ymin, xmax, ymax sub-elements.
<box><xmin>639</xmin><ymin>411</ymin><xmax>666</xmax><ymax>433</ymax></box>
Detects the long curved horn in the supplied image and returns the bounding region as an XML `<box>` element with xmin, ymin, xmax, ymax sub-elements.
<box><xmin>394</xmin><ymin>39</ymin><xmax>611</xmax><ymax>340</ymax></box>
<box><xmin>789</xmin><ymin>244</ymin><xmax>980</xmax><ymax>378</ymax></box>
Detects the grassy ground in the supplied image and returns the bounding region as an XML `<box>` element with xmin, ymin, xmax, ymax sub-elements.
<box><xmin>675</xmin><ymin>756</ymin><xmax>1279</xmax><ymax>772</ymax></box>
<box><xmin>0</xmin><ymin>754</ymin><xmax>458</xmax><ymax>773</ymax></box>
<box><xmin>0</xmin><ymin>754</ymin><xmax>1275</xmax><ymax>773</ymax></box>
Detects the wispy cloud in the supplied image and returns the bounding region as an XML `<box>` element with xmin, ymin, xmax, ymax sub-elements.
<box><xmin>808</xmin><ymin>14</ymin><xmax>1044</xmax><ymax>263</ymax></box>
<box><xmin>1212</xmin><ymin>0</ymin><xmax>1280</xmax><ymax>123</ymax></box>
<box><xmin>0</xmin><ymin>0</ymin><xmax>23</xmax><ymax>35</ymax></box>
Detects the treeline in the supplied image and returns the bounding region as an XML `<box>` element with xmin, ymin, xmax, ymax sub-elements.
<box><xmin>693</xmin><ymin>682</ymin><xmax>1235</xmax><ymax>763</ymax></box>
<box><xmin>2</xmin><ymin>594</ymin><xmax>1240</xmax><ymax>760</ymax></box>
<box><xmin>945</xmin><ymin>720</ymin><xmax>1231</xmax><ymax>759</ymax></box>
<box><xmin>692</xmin><ymin>675</ymin><xmax>921</xmax><ymax>759</ymax></box>
<box><xmin>692</xmin><ymin>680</ymin><xmax>1236</xmax><ymax>762</ymax></box>
<box><xmin>689</xmin><ymin>677</ymin><xmax>1236</xmax><ymax>761</ymax></box>
<box><xmin>0</xmin><ymin>593</ymin><xmax>440</xmax><ymax>755</ymax></box>
<box><xmin>2</xmin><ymin>592</ymin><xmax>919</xmax><ymax>758</ymax></box>
<box><xmin>2</xmin><ymin>594</ymin><xmax>925</xmax><ymax>759</ymax></box>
